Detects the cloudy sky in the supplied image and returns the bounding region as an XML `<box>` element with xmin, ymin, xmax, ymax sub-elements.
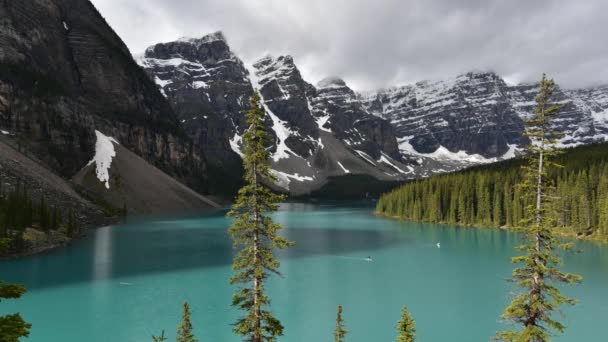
<box><xmin>91</xmin><ymin>0</ymin><xmax>608</xmax><ymax>91</ymax></box>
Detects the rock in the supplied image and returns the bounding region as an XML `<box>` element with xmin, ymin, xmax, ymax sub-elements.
<box><xmin>0</xmin><ymin>0</ymin><xmax>209</xmax><ymax>196</ymax></box>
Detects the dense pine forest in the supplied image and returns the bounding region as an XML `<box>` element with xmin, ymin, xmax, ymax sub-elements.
<box><xmin>376</xmin><ymin>143</ymin><xmax>608</xmax><ymax>240</ymax></box>
<box><xmin>0</xmin><ymin>181</ymin><xmax>79</xmax><ymax>254</ymax></box>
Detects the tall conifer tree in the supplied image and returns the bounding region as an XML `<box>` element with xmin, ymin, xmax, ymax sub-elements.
<box><xmin>176</xmin><ymin>302</ymin><xmax>197</xmax><ymax>342</ymax></box>
<box><xmin>227</xmin><ymin>91</ymin><xmax>294</xmax><ymax>341</ymax></box>
<box><xmin>396</xmin><ymin>305</ymin><xmax>416</xmax><ymax>342</ymax></box>
<box><xmin>495</xmin><ymin>74</ymin><xmax>582</xmax><ymax>341</ymax></box>
<box><xmin>334</xmin><ymin>305</ymin><xmax>347</xmax><ymax>342</ymax></box>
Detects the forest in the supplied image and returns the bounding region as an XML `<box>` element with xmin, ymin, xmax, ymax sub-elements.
<box><xmin>0</xmin><ymin>181</ymin><xmax>79</xmax><ymax>254</ymax></box>
<box><xmin>376</xmin><ymin>142</ymin><xmax>608</xmax><ymax>240</ymax></box>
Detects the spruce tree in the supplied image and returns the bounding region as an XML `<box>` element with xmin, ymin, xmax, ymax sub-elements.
<box><xmin>176</xmin><ymin>302</ymin><xmax>197</xmax><ymax>342</ymax></box>
<box><xmin>152</xmin><ymin>330</ymin><xmax>167</xmax><ymax>342</ymax></box>
<box><xmin>396</xmin><ymin>305</ymin><xmax>416</xmax><ymax>342</ymax></box>
<box><xmin>0</xmin><ymin>238</ymin><xmax>31</xmax><ymax>342</ymax></box>
<box><xmin>227</xmin><ymin>91</ymin><xmax>294</xmax><ymax>341</ymax></box>
<box><xmin>334</xmin><ymin>305</ymin><xmax>347</xmax><ymax>342</ymax></box>
<box><xmin>495</xmin><ymin>74</ymin><xmax>582</xmax><ymax>341</ymax></box>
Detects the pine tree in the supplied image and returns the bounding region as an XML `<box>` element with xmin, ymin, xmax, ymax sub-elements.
<box><xmin>495</xmin><ymin>74</ymin><xmax>582</xmax><ymax>342</ymax></box>
<box><xmin>227</xmin><ymin>91</ymin><xmax>294</xmax><ymax>342</ymax></box>
<box><xmin>396</xmin><ymin>305</ymin><xmax>416</xmax><ymax>342</ymax></box>
<box><xmin>334</xmin><ymin>305</ymin><xmax>347</xmax><ymax>342</ymax></box>
<box><xmin>176</xmin><ymin>302</ymin><xmax>197</xmax><ymax>342</ymax></box>
<box><xmin>152</xmin><ymin>330</ymin><xmax>167</xmax><ymax>342</ymax></box>
<box><xmin>0</xmin><ymin>238</ymin><xmax>31</xmax><ymax>342</ymax></box>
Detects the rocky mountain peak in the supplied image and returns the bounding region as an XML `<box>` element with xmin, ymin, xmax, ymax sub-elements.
<box><xmin>317</xmin><ymin>77</ymin><xmax>348</xmax><ymax>89</ymax></box>
<box><xmin>144</xmin><ymin>31</ymin><xmax>239</xmax><ymax>68</ymax></box>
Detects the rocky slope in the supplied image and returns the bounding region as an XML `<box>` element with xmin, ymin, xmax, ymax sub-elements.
<box><xmin>0</xmin><ymin>1</ymin><xmax>208</xmax><ymax>189</ymax></box>
<box><xmin>139</xmin><ymin>33</ymin><xmax>413</xmax><ymax>195</ymax></box>
<box><xmin>73</xmin><ymin>131</ymin><xmax>220</xmax><ymax>214</ymax></box>
<box><xmin>0</xmin><ymin>0</ymin><xmax>215</xmax><ymax>211</ymax></box>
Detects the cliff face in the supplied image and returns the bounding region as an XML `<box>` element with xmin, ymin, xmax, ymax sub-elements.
<box><xmin>0</xmin><ymin>0</ymin><xmax>208</xmax><ymax>193</ymax></box>
<box><xmin>362</xmin><ymin>72</ymin><xmax>528</xmax><ymax>158</ymax></box>
<box><xmin>139</xmin><ymin>34</ymin><xmax>411</xmax><ymax>195</ymax></box>
<box><xmin>362</xmin><ymin>72</ymin><xmax>608</xmax><ymax>159</ymax></box>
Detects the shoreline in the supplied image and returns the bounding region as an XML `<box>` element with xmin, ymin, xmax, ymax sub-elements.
<box><xmin>375</xmin><ymin>212</ymin><xmax>608</xmax><ymax>245</ymax></box>
<box><xmin>0</xmin><ymin>216</ymin><xmax>121</xmax><ymax>261</ymax></box>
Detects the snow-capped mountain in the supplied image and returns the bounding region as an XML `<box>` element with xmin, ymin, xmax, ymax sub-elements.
<box><xmin>138</xmin><ymin>32</ymin><xmax>608</xmax><ymax>194</ymax></box>
<box><xmin>139</xmin><ymin>32</ymin><xmax>415</xmax><ymax>194</ymax></box>
<box><xmin>362</xmin><ymin>72</ymin><xmax>608</xmax><ymax>161</ymax></box>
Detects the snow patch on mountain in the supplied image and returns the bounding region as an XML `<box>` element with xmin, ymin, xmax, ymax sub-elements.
<box><xmin>398</xmin><ymin>136</ymin><xmax>499</xmax><ymax>164</ymax></box>
<box><xmin>355</xmin><ymin>150</ymin><xmax>377</xmax><ymax>166</ymax></box>
<box><xmin>229</xmin><ymin>133</ymin><xmax>244</xmax><ymax>158</ymax></box>
<box><xmin>337</xmin><ymin>161</ymin><xmax>350</xmax><ymax>174</ymax></box>
<box><xmin>87</xmin><ymin>130</ymin><xmax>118</xmax><ymax>189</ymax></box>
<box><xmin>264</xmin><ymin>105</ymin><xmax>297</xmax><ymax>162</ymax></box>
<box><xmin>270</xmin><ymin>169</ymin><xmax>314</xmax><ymax>190</ymax></box>
<box><xmin>378</xmin><ymin>153</ymin><xmax>411</xmax><ymax>174</ymax></box>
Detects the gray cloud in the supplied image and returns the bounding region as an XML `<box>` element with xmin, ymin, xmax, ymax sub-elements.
<box><xmin>92</xmin><ymin>0</ymin><xmax>608</xmax><ymax>91</ymax></box>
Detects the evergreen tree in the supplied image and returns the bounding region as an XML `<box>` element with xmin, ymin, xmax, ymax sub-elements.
<box><xmin>396</xmin><ymin>305</ymin><xmax>416</xmax><ymax>342</ymax></box>
<box><xmin>495</xmin><ymin>74</ymin><xmax>582</xmax><ymax>341</ymax></box>
<box><xmin>334</xmin><ymin>305</ymin><xmax>347</xmax><ymax>342</ymax></box>
<box><xmin>0</xmin><ymin>238</ymin><xmax>31</xmax><ymax>342</ymax></box>
<box><xmin>152</xmin><ymin>330</ymin><xmax>167</xmax><ymax>342</ymax></box>
<box><xmin>227</xmin><ymin>91</ymin><xmax>294</xmax><ymax>342</ymax></box>
<box><xmin>176</xmin><ymin>302</ymin><xmax>197</xmax><ymax>342</ymax></box>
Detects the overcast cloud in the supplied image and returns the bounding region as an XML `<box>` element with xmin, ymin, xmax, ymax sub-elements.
<box><xmin>91</xmin><ymin>0</ymin><xmax>608</xmax><ymax>91</ymax></box>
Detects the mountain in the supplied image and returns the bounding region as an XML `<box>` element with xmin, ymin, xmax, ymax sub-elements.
<box><xmin>0</xmin><ymin>0</ymin><xmax>217</xmax><ymax>214</ymax></box>
<box><xmin>362</xmin><ymin>72</ymin><xmax>608</xmax><ymax>165</ymax></box>
<box><xmin>139</xmin><ymin>33</ymin><xmax>414</xmax><ymax>195</ymax></box>
<box><xmin>139</xmin><ymin>33</ymin><xmax>608</xmax><ymax>194</ymax></box>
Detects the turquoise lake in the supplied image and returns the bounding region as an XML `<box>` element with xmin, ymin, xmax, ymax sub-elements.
<box><xmin>1</xmin><ymin>202</ymin><xmax>607</xmax><ymax>341</ymax></box>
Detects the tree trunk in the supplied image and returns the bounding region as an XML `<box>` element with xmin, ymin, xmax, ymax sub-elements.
<box><xmin>252</xmin><ymin>160</ymin><xmax>262</xmax><ymax>342</ymax></box>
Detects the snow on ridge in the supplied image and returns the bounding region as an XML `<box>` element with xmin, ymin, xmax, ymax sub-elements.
<box><xmin>87</xmin><ymin>130</ymin><xmax>118</xmax><ymax>190</ymax></box>
<box><xmin>177</xmin><ymin>31</ymin><xmax>227</xmax><ymax>45</ymax></box>
<box><xmin>378</xmin><ymin>152</ymin><xmax>411</xmax><ymax>174</ymax></box>
<box><xmin>270</xmin><ymin>169</ymin><xmax>314</xmax><ymax>190</ymax></box>
<box><xmin>265</xmin><ymin>105</ymin><xmax>297</xmax><ymax>162</ymax></box>
<box><xmin>397</xmin><ymin>136</ymin><xmax>521</xmax><ymax>164</ymax></box>
<box><xmin>337</xmin><ymin>161</ymin><xmax>350</xmax><ymax>174</ymax></box>
<box><xmin>354</xmin><ymin>150</ymin><xmax>377</xmax><ymax>166</ymax></box>
<box><xmin>315</xmin><ymin>114</ymin><xmax>332</xmax><ymax>132</ymax></box>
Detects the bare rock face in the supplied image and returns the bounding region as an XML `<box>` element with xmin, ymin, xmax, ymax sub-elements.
<box><xmin>310</xmin><ymin>76</ymin><xmax>401</xmax><ymax>161</ymax></box>
<box><xmin>0</xmin><ymin>0</ymin><xmax>208</xmax><ymax>194</ymax></box>
<box><xmin>362</xmin><ymin>72</ymin><xmax>608</xmax><ymax>161</ymax></box>
<box><xmin>139</xmin><ymin>35</ymin><xmax>409</xmax><ymax>195</ymax></box>
<box><xmin>362</xmin><ymin>72</ymin><xmax>528</xmax><ymax>158</ymax></box>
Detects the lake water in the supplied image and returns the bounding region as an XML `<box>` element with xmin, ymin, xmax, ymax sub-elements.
<box><xmin>1</xmin><ymin>202</ymin><xmax>607</xmax><ymax>341</ymax></box>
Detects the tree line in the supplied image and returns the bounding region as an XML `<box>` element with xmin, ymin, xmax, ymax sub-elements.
<box><xmin>0</xmin><ymin>180</ymin><xmax>80</xmax><ymax>254</ymax></box>
<box><xmin>376</xmin><ymin>142</ymin><xmax>608</xmax><ymax>239</ymax></box>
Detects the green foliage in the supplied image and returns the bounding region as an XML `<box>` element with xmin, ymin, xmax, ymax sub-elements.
<box><xmin>0</xmin><ymin>181</ymin><xmax>81</xmax><ymax>253</ymax></box>
<box><xmin>396</xmin><ymin>306</ymin><xmax>416</xmax><ymax>342</ymax></box>
<box><xmin>227</xmin><ymin>91</ymin><xmax>294</xmax><ymax>341</ymax></box>
<box><xmin>152</xmin><ymin>330</ymin><xmax>167</xmax><ymax>342</ymax></box>
<box><xmin>0</xmin><ymin>241</ymin><xmax>31</xmax><ymax>341</ymax></box>
<box><xmin>376</xmin><ymin>142</ymin><xmax>608</xmax><ymax>239</ymax></box>
<box><xmin>176</xmin><ymin>302</ymin><xmax>198</xmax><ymax>342</ymax></box>
<box><xmin>493</xmin><ymin>75</ymin><xmax>582</xmax><ymax>341</ymax></box>
<box><xmin>334</xmin><ymin>305</ymin><xmax>347</xmax><ymax>342</ymax></box>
